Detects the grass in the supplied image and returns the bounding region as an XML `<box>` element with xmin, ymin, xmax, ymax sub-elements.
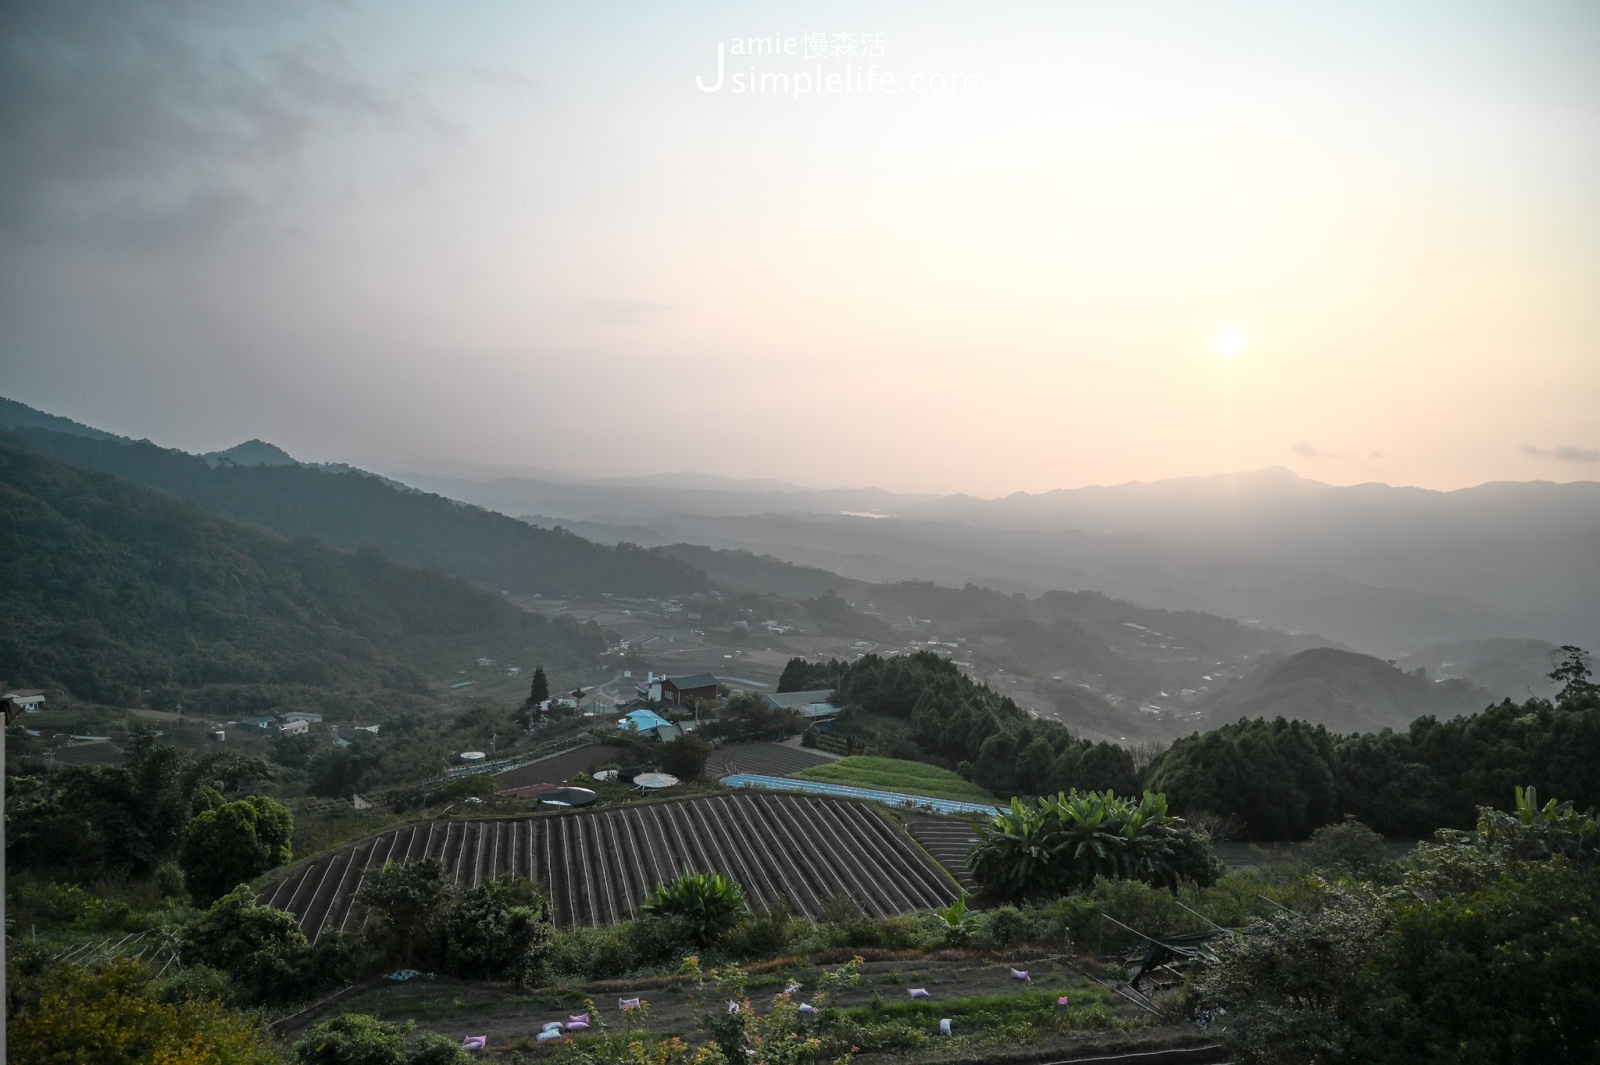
<box><xmin>791</xmin><ymin>757</ymin><xmax>996</xmax><ymax>804</ymax></box>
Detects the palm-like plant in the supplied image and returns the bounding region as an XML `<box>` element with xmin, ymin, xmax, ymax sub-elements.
<box><xmin>640</xmin><ymin>868</ymin><xmax>749</xmax><ymax>945</ymax></box>
<box><xmin>971</xmin><ymin>789</ymin><xmax>1196</xmax><ymax>900</ymax></box>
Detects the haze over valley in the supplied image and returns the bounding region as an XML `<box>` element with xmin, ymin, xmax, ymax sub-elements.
<box><xmin>4</xmin><ymin>4</ymin><xmax>1599</xmax><ymax>1061</ymax></box>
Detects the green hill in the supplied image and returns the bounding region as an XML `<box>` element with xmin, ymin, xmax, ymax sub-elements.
<box><xmin>0</xmin><ymin>443</ymin><xmax>599</xmax><ymax>707</ymax></box>
<box><xmin>1199</xmin><ymin>647</ymin><xmax>1492</xmax><ymax>734</ymax></box>
<box><xmin>1</xmin><ymin>424</ymin><xmax>708</xmax><ymax>599</ymax></box>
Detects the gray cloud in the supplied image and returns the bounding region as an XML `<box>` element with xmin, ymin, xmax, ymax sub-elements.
<box><xmin>1522</xmin><ymin>444</ymin><xmax>1599</xmax><ymax>462</ymax></box>
<box><xmin>1290</xmin><ymin>441</ymin><xmax>1319</xmax><ymax>457</ymax></box>
<box><xmin>0</xmin><ymin>1</ymin><xmax>409</xmax><ymax>243</ymax></box>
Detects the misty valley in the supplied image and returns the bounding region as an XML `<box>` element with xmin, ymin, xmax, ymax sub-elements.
<box><xmin>4</xmin><ymin>396</ymin><xmax>1598</xmax><ymax>1064</ymax></box>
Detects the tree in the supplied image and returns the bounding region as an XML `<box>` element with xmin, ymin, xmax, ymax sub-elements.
<box><xmin>440</xmin><ymin>874</ymin><xmax>552</xmax><ymax>981</ymax></box>
<box><xmin>1202</xmin><ymin>789</ymin><xmax>1600</xmax><ymax>1064</ymax></box>
<box><xmin>357</xmin><ymin>859</ymin><xmax>454</xmax><ymax>966</ymax></box>
<box><xmin>178</xmin><ymin>794</ymin><xmax>294</xmax><ymax>905</ymax></box>
<box><xmin>1550</xmin><ymin>645</ymin><xmax>1596</xmax><ymax>705</ymax></box>
<box><xmin>659</xmin><ymin>733</ymin><xmax>713</xmax><ymax>781</ymax></box>
<box><xmin>176</xmin><ymin>884</ymin><xmax>364</xmax><ymax>1006</ymax></box>
<box><xmin>641</xmin><ymin>868</ymin><xmax>748</xmax><ymax>945</ymax></box>
<box><xmin>529</xmin><ymin>665</ymin><xmax>550</xmax><ymax>704</ymax></box>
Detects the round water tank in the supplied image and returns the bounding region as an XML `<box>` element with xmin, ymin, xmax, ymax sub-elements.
<box><xmin>459</xmin><ymin>751</ymin><xmax>487</xmax><ymax>762</ymax></box>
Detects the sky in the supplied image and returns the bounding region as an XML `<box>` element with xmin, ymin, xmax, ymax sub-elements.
<box><xmin>2</xmin><ymin>1</ymin><xmax>1597</xmax><ymax>496</ymax></box>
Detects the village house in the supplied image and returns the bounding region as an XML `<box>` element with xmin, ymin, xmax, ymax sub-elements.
<box><xmin>3</xmin><ymin>689</ymin><xmax>46</xmax><ymax>712</ymax></box>
<box><xmin>660</xmin><ymin>673</ymin><xmax>718</xmax><ymax>706</ymax></box>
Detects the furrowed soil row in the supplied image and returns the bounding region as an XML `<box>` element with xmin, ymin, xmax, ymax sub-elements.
<box><xmin>906</xmin><ymin>818</ymin><xmax>983</xmax><ymax>892</ymax></box>
<box><xmin>260</xmin><ymin>794</ymin><xmax>960</xmax><ymax>939</ymax></box>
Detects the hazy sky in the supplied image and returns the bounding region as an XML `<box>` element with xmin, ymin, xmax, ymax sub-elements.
<box><xmin>2</xmin><ymin>1</ymin><xmax>1597</xmax><ymax>495</ymax></box>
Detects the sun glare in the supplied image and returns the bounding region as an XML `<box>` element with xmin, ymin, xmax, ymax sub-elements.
<box><xmin>1213</xmin><ymin>326</ymin><xmax>1247</xmax><ymax>363</ymax></box>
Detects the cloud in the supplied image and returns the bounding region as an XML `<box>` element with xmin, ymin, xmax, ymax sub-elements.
<box><xmin>0</xmin><ymin>1</ymin><xmax>412</xmax><ymax>243</ymax></box>
<box><xmin>1290</xmin><ymin>441</ymin><xmax>1319</xmax><ymax>457</ymax></box>
<box><xmin>1521</xmin><ymin>444</ymin><xmax>1600</xmax><ymax>462</ymax></box>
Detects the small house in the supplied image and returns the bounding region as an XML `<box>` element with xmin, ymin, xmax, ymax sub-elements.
<box><xmin>3</xmin><ymin>689</ymin><xmax>46</xmax><ymax>712</ymax></box>
<box><xmin>279</xmin><ymin>719</ymin><xmax>310</xmax><ymax>736</ymax></box>
<box><xmin>660</xmin><ymin>673</ymin><xmax>718</xmax><ymax>706</ymax></box>
<box><xmin>617</xmin><ymin>708</ymin><xmax>674</xmax><ymax>737</ymax></box>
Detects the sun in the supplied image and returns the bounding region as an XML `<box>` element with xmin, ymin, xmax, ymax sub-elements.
<box><xmin>1213</xmin><ymin>325</ymin><xmax>1246</xmax><ymax>363</ymax></box>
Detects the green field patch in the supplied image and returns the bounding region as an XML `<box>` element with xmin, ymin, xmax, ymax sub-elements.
<box><xmin>792</xmin><ymin>757</ymin><xmax>996</xmax><ymax>803</ymax></box>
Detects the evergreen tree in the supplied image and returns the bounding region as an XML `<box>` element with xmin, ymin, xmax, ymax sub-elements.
<box><xmin>529</xmin><ymin>665</ymin><xmax>550</xmax><ymax>704</ymax></box>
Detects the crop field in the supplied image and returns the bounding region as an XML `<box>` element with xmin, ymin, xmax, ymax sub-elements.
<box><xmin>706</xmin><ymin>741</ymin><xmax>834</xmax><ymax>778</ymax></box>
<box><xmin>792</xmin><ymin>757</ymin><xmax>998</xmax><ymax>803</ymax></box>
<box><xmin>906</xmin><ymin>817</ymin><xmax>983</xmax><ymax>892</ymax></box>
<box><xmin>259</xmin><ymin>793</ymin><xmax>960</xmax><ymax>938</ymax></box>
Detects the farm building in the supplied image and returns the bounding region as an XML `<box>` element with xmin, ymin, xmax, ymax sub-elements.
<box><xmin>3</xmin><ymin>689</ymin><xmax>46</xmax><ymax>712</ymax></box>
<box><xmin>762</xmin><ymin>689</ymin><xmax>839</xmax><ymax>720</ymax></box>
<box><xmin>660</xmin><ymin>673</ymin><xmax>718</xmax><ymax>706</ymax></box>
<box><xmin>280</xmin><ymin>719</ymin><xmax>310</xmax><ymax>736</ymax></box>
<box><xmin>617</xmin><ymin>708</ymin><xmax>676</xmax><ymax>738</ymax></box>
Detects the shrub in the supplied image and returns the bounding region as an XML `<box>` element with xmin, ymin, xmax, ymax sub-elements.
<box><xmin>296</xmin><ymin>1013</ymin><xmax>410</xmax><ymax>1065</ymax></box>
<box><xmin>972</xmin><ymin>789</ymin><xmax>1221</xmax><ymax>901</ymax></box>
<box><xmin>1303</xmin><ymin>816</ymin><xmax>1394</xmax><ymax>881</ymax></box>
<box><xmin>11</xmin><ymin>957</ymin><xmax>281</xmax><ymax>1065</ymax></box>
<box><xmin>405</xmin><ymin>1032</ymin><xmax>473</xmax><ymax>1065</ymax></box>
<box><xmin>640</xmin><ymin>869</ymin><xmax>748</xmax><ymax>945</ymax></box>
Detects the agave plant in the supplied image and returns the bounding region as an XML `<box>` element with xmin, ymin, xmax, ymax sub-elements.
<box><xmin>641</xmin><ymin>868</ymin><xmax>749</xmax><ymax>945</ymax></box>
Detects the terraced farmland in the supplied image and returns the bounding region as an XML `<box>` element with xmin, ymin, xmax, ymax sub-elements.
<box><xmin>261</xmin><ymin>794</ymin><xmax>960</xmax><ymax>938</ymax></box>
<box><xmin>906</xmin><ymin>817</ymin><xmax>983</xmax><ymax>892</ymax></box>
<box><xmin>706</xmin><ymin>741</ymin><xmax>834</xmax><ymax>778</ymax></box>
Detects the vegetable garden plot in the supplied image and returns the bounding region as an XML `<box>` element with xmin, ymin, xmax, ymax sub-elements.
<box><xmin>259</xmin><ymin>793</ymin><xmax>962</xmax><ymax>937</ymax></box>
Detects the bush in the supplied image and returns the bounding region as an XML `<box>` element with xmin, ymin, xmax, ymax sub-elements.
<box><xmin>11</xmin><ymin>957</ymin><xmax>281</xmax><ymax>1065</ymax></box>
<box><xmin>1303</xmin><ymin>816</ymin><xmax>1394</xmax><ymax>881</ymax></box>
<box><xmin>640</xmin><ymin>869</ymin><xmax>748</xmax><ymax>945</ymax></box>
<box><xmin>972</xmin><ymin>789</ymin><xmax>1221</xmax><ymax>901</ymax></box>
<box><xmin>404</xmin><ymin>1032</ymin><xmax>473</xmax><ymax>1065</ymax></box>
<box><xmin>296</xmin><ymin>1013</ymin><xmax>410</xmax><ymax>1065</ymax></box>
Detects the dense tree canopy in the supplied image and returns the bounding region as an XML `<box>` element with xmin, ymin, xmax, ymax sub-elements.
<box><xmin>0</xmin><ymin>441</ymin><xmax>604</xmax><ymax>705</ymax></box>
<box><xmin>179</xmin><ymin>795</ymin><xmax>295</xmax><ymax>905</ymax></box>
<box><xmin>8</xmin><ymin>726</ymin><xmax>275</xmax><ymax>877</ymax></box>
<box><xmin>1148</xmin><ymin>649</ymin><xmax>1600</xmax><ymax>840</ymax></box>
<box><xmin>1201</xmin><ymin>789</ymin><xmax>1600</xmax><ymax>1063</ymax></box>
<box><xmin>791</xmin><ymin>651</ymin><xmax>1137</xmax><ymax>797</ymax></box>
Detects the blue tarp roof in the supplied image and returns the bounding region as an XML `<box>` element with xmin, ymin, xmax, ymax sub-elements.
<box><xmin>719</xmin><ymin>773</ymin><xmax>1001</xmax><ymax>818</ymax></box>
<box><xmin>619</xmin><ymin>708</ymin><xmax>673</xmax><ymax>732</ymax></box>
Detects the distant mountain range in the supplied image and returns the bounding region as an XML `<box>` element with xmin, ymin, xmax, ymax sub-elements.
<box><xmin>0</xmin><ymin>425</ymin><xmax>708</xmax><ymax>600</ymax></box>
<box><xmin>3</xmin><ymin>394</ymin><xmax>1589</xmax><ymax>722</ymax></box>
<box><xmin>380</xmin><ymin>463</ymin><xmax>1597</xmax><ymax>658</ymax></box>
<box><xmin>1192</xmin><ymin>647</ymin><xmax>1494</xmax><ymax>734</ymax></box>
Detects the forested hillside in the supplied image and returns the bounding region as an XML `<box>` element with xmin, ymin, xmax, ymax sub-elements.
<box><xmin>787</xmin><ymin>651</ymin><xmax>1140</xmax><ymax>798</ymax></box>
<box><xmin>1147</xmin><ymin>652</ymin><xmax>1600</xmax><ymax>839</ymax></box>
<box><xmin>0</xmin><ymin>444</ymin><xmax>600</xmax><ymax>705</ymax></box>
<box><xmin>2</xmin><ymin>428</ymin><xmax>708</xmax><ymax>599</ymax></box>
<box><xmin>1198</xmin><ymin>646</ymin><xmax>1490</xmax><ymax>733</ymax></box>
